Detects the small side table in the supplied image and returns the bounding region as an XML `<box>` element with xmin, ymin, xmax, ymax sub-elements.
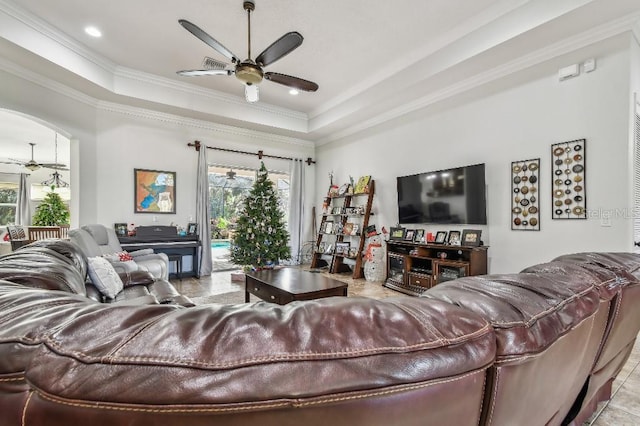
<box><xmin>167</xmin><ymin>254</ymin><xmax>182</xmax><ymax>280</ymax></box>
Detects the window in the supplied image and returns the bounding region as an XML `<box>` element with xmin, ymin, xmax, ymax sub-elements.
<box><xmin>208</xmin><ymin>166</ymin><xmax>289</xmax><ymax>239</ymax></box>
<box><xmin>0</xmin><ymin>182</ymin><xmax>18</xmax><ymax>226</ymax></box>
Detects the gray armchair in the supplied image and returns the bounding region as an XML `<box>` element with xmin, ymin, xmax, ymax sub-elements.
<box><xmin>69</xmin><ymin>224</ymin><xmax>169</xmax><ymax>280</ymax></box>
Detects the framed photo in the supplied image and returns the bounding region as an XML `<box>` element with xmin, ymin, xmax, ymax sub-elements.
<box><xmin>403</xmin><ymin>229</ymin><xmax>415</xmax><ymax>241</ymax></box>
<box><xmin>114</xmin><ymin>223</ymin><xmax>128</xmax><ymax>237</ymax></box>
<box><xmin>447</xmin><ymin>230</ymin><xmax>461</xmax><ymax>245</ymax></box>
<box><xmin>461</xmin><ymin>229</ymin><xmax>482</xmax><ymax>247</ymax></box>
<box><xmin>335</xmin><ymin>242</ymin><xmax>350</xmax><ymax>255</ymax></box>
<box><xmin>434</xmin><ymin>231</ymin><xmax>448</xmax><ymax>244</ymax></box>
<box><xmin>187</xmin><ymin>223</ymin><xmax>198</xmax><ymax>235</ymax></box>
<box><xmin>316</xmin><ymin>242</ymin><xmax>326</xmax><ymax>253</ymax></box>
<box><xmin>348</xmin><ymin>247</ymin><xmax>359</xmax><ymax>258</ymax></box>
<box><xmin>414</xmin><ymin>229</ymin><xmax>425</xmax><ymax>243</ymax></box>
<box><xmin>331</xmin><ymin>206</ymin><xmax>343</xmax><ymax>215</ymax></box>
<box><xmin>134</xmin><ymin>169</ymin><xmax>176</xmax><ymax>214</ymax></box>
<box><xmin>390</xmin><ymin>227</ymin><xmax>405</xmax><ymax>241</ymax></box>
<box><xmin>323</xmin><ymin>221</ymin><xmax>334</xmax><ymax>234</ymax></box>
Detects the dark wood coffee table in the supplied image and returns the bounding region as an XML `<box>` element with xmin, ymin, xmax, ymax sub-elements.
<box><xmin>245</xmin><ymin>268</ymin><xmax>348</xmax><ymax>305</ymax></box>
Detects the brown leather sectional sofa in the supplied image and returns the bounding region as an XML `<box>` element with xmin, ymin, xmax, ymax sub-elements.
<box><xmin>0</xmin><ymin>240</ymin><xmax>639</xmax><ymax>425</ymax></box>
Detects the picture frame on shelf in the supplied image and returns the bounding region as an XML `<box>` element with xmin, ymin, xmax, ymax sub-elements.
<box><xmin>324</xmin><ymin>243</ymin><xmax>333</xmax><ymax>254</ymax></box>
<box><xmin>342</xmin><ymin>222</ymin><xmax>354</xmax><ymax>236</ymax></box>
<box><xmin>331</xmin><ymin>206</ymin><xmax>343</xmax><ymax>215</ymax></box>
<box><xmin>114</xmin><ymin>223</ymin><xmax>128</xmax><ymax>237</ymax></box>
<box><xmin>447</xmin><ymin>230</ymin><xmax>461</xmax><ymax>245</ymax></box>
<box><xmin>354</xmin><ymin>175</ymin><xmax>371</xmax><ymax>194</ymax></box>
<box><xmin>187</xmin><ymin>223</ymin><xmax>198</xmax><ymax>235</ymax></box>
<box><xmin>316</xmin><ymin>242</ymin><xmax>326</xmax><ymax>253</ymax></box>
<box><xmin>414</xmin><ymin>229</ymin><xmax>425</xmax><ymax>243</ymax></box>
<box><xmin>335</xmin><ymin>242</ymin><xmax>350</xmax><ymax>255</ymax></box>
<box><xmin>461</xmin><ymin>229</ymin><xmax>482</xmax><ymax>247</ymax></box>
<box><xmin>390</xmin><ymin>227</ymin><xmax>405</xmax><ymax>241</ymax></box>
<box><xmin>134</xmin><ymin>169</ymin><xmax>176</xmax><ymax>214</ymax></box>
<box><xmin>434</xmin><ymin>231</ymin><xmax>448</xmax><ymax>244</ymax></box>
<box><xmin>323</xmin><ymin>221</ymin><xmax>334</xmax><ymax>234</ymax></box>
<box><xmin>348</xmin><ymin>247</ymin><xmax>359</xmax><ymax>258</ymax></box>
<box><xmin>403</xmin><ymin>229</ymin><xmax>415</xmax><ymax>241</ymax></box>
<box><xmin>338</xmin><ymin>183</ymin><xmax>349</xmax><ymax>196</ymax></box>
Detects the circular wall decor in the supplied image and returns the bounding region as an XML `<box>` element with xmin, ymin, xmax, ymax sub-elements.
<box><xmin>511</xmin><ymin>158</ymin><xmax>540</xmax><ymax>231</ymax></box>
<box><xmin>551</xmin><ymin>139</ymin><xmax>586</xmax><ymax>220</ymax></box>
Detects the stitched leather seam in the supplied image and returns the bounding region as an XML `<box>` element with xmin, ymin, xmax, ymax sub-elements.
<box><xmin>491</xmin><ymin>286</ymin><xmax>596</xmax><ymax>327</ymax></box>
<box><xmin>43</xmin><ymin>338</ymin><xmax>488</xmax><ymax>368</ymax></box>
<box><xmin>21</xmin><ymin>390</ymin><xmax>33</xmax><ymax>426</ymax></box>
<box><xmin>386</xmin><ymin>300</ymin><xmax>445</xmax><ymax>344</ymax></box>
<box><xmin>487</xmin><ymin>367</ymin><xmax>500</xmax><ymax>425</ymax></box>
<box><xmin>477</xmin><ymin>368</ymin><xmax>487</xmax><ymax>423</ymax></box>
<box><xmin>493</xmin><ymin>313</ymin><xmax>595</xmax><ymax>364</ymax></box>
<box><xmin>0</xmin><ymin>376</ymin><xmax>25</xmax><ymax>382</ymax></box>
<box><xmin>35</xmin><ymin>370</ymin><xmax>483</xmax><ymax>413</ymax></box>
<box><xmin>107</xmin><ymin>314</ymin><xmax>170</xmax><ymax>359</ymax></box>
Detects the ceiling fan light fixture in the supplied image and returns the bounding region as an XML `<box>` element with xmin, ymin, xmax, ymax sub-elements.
<box><xmin>25</xmin><ymin>162</ymin><xmax>40</xmax><ymax>171</ymax></box>
<box><xmin>235</xmin><ymin>61</ymin><xmax>263</xmax><ymax>85</ymax></box>
<box><xmin>245</xmin><ymin>84</ymin><xmax>259</xmax><ymax>103</ymax></box>
<box><xmin>226</xmin><ymin>169</ymin><xmax>237</xmax><ymax>180</ymax></box>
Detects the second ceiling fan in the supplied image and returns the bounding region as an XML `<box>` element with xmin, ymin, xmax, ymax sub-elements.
<box><xmin>177</xmin><ymin>0</ymin><xmax>318</xmax><ymax>103</ymax></box>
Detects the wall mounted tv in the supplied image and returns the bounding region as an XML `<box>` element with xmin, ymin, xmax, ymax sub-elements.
<box><xmin>397</xmin><ymin>163</ymin><xmax>487</xmax><ymax>225</ymax></box>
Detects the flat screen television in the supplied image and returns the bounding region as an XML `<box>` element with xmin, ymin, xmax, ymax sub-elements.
<box><xmin>397</xmin><ymin>163</ymin><xmax>487</xmax><ymax>225</ymax></box>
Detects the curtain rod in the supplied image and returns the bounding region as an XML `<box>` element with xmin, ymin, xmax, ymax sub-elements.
<box><xmin>188</xmin><ymin>141</ymin><xmax>315</xmax><ymax>165</ymax></box>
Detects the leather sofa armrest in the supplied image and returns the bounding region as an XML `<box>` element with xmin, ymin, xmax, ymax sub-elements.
<box><xmin>129</xmin><ymin>249</ymin><xmax>154</xmax><ymax>258</ymax></box>
<box><xmin>118</xmin><ymin>270</ymin><xmax>155</xmax><ymax>288</ymax></box>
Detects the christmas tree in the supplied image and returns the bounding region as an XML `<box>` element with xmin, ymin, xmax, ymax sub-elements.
<box><xmin>231</xmin><ymin>162</ymin><xmax>291</xmax><ymax>268</ymax></box>
<box><xmin>32</xmin><ymin>188</ymin><xmax>70</xmax><ymax>226</ymax></box>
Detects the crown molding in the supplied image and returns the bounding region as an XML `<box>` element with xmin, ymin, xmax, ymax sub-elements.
<box><xmin>114</xmin><ymin>66</ymin><xmax>308</xmax><ymax>121</ymax></box>
<box><xmin>316</xmin><ymin>11</ymin><xmax>640</xmax><ymax>146</ymax></box>
<box><xmin>95</xmin><ymin>101</ymin><xmax>314</xmax><ymax>148</ymax></box>
<box><xmin>0</xmin><ymin>56</ymin><xmax>98</xmax><ymax>107</ymax></box>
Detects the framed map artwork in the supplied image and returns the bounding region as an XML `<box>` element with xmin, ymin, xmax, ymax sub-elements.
<box><xmin>134</xmin><ymin>169</ymin><xmax>176</xmax><ymax>214</ymax></box>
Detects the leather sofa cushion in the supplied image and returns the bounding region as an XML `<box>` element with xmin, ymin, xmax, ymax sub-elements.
<box><xmin>522</xmin><ymin>261</ymin><xmax>627</xmax><ymax>301</ymax></box>
<box><xmin>0</xmin><ymin>247</ymin><xmax>86</xmax><ymax>295</ymax></box>
<box><xmin>425</xmin><ymin>272</ymin><xmax>600</xmax><ymax>357</ymax></box>
<box><xmin>25</xmin><ymin>296</ymin><xmax>495</xmax><ymax>406</ymax></box>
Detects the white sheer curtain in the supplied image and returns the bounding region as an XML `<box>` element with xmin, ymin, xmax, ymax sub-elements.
<box><xmin>288</xmin><ymin>159</ymin><xmax>305</xmax><ymax>264</ymax></box>
<box><xmin>15</xmin><ymin>173</ymin><xmax>30</xmax><ymax>226</ymax></box>
<box><xmin>196</xmin><ymin>146</ymin><xmax>212</xmax><ymax>276</ymax></box>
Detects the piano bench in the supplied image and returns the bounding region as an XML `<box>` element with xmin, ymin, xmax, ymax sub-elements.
<box><xmin>167</xmin><ymin>254</ymin><xmax>182</xmax><ymax>280</ymax></box>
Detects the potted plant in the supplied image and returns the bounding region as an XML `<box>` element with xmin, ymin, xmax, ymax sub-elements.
<box><xmin>32</xmin><ymin>188</ymin><xmax>70</xmax><ymax>226</ymax></box>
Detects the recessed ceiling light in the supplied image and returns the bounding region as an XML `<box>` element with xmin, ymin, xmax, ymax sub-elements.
<box><xmin>84</xmin><ymin>26</ymin><xmax>102</xmax><ymax>38</ymax></box>
<box><xmin>289</xmin><ymin>89</ymin><xmax>299</xmax><ymax>96</ymax></box>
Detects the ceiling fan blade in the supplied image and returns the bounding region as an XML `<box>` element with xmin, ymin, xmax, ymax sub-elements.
<box><xmin>179</xmin><ymin>19</ymin><xmax>240</xmax><ymax>64</ymax></box>
<box><xmin>40</xmin><ymin>163</ymin><xmax>69</xmax><ymax>171</ymax></box>
<box><xmin>177</xmin><ymin>69</ymin><xmax>232</xmax><ymax>77</ymax></box>
<box><xmin>264</xmin><ymin>72</ymin><xmax>319</xmax><ymax>92</ymax></box>
<box><xmin>0</xmin><ymin>160</ymin><xmax>21</xmax><ymax>165</ymax></box>
<box><xmin>256</xmin><ymin>32</ymin><xmax>303</xmax><ymax>67</ymax></box>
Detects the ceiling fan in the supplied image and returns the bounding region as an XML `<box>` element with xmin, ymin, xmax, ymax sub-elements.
<box><xmin>0</xmin><ymin>142</ymin><xmax>68</xmax><ymax>171</ymax></box>
<box><xmin>177</xmin><ymin>0</ymin><xmax>319</xmax><ymax>103</ymax></box>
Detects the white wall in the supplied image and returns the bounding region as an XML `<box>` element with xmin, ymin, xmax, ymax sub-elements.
<box><xmin>94</xmin><ymin>109</ymin><xmax>315</xmax><ymax>236</ymax></box>
<box><xmin>316</xmin><ymin>35</ymin><xmax>635</xmax><ymax>273</ymax></box>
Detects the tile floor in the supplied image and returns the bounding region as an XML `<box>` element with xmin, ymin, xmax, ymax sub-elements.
<box><xmin>171</xmin><ymin>270</ymin><xmax>640</xmax><ymax>425</ymax></box>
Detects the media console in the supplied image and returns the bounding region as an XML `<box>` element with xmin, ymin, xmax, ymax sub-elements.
<box><xmin>384</xmin><ymin>241</ymin><xmax>488</xmax><ymax>296</ymax></box>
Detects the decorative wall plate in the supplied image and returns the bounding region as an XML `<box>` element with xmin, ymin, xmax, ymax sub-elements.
<box><xmin>551</xmin><ymin>139</ymin><xmax>586</xmax><ymax>219</ymax></box>
<box><xmin>511</xmin><ymin>158</ymin><xmax>540</xmax><ymax>231</ymax></box>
